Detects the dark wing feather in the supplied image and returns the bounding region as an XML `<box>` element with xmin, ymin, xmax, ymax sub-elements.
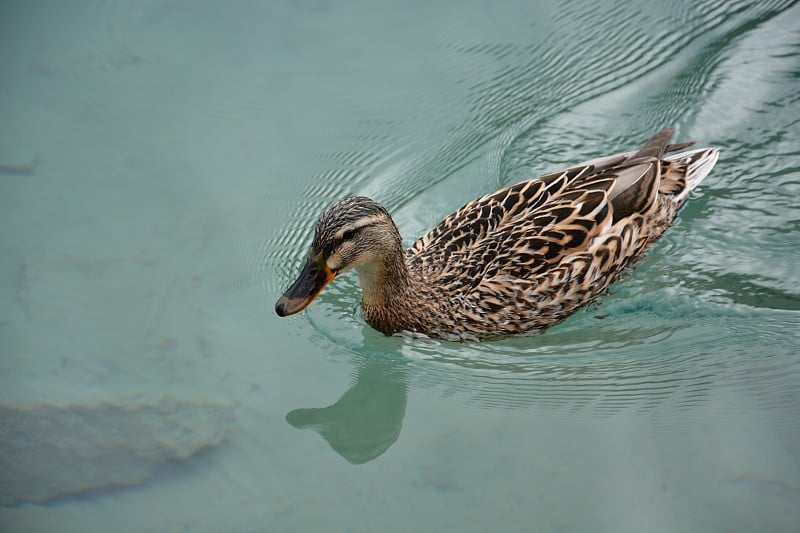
<box><xmin>407</xmin><ymin>164</ymin><xmax>613</xmax><ymax>286</ymax></box>
<box><xmin>406</xmin><ymin>128</ymin><xmax>684</xmax><ymax>295</ymax></box>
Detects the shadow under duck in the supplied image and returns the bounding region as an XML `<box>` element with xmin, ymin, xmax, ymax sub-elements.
<box><xmin>276</xmin><ymin>128</ymin><xmax>718</xmax><ymax>341</ymax></box>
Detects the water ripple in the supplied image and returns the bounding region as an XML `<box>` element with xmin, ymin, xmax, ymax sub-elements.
<box><xmin>264</xmin><ymin>0</ymin><xmax>800</xmax><ymax>424</ymax></box>
<box><xmin>400</xmin><ymin>311</ymin><xmax>798</xmax><ymax>419</ymax></box>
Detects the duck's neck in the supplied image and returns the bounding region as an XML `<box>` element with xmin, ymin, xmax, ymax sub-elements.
<box><xmin>354</xmin><ymin>245</ymin><xmax>426</xmax><ymax>335</ymax></box>
<box><xmin>354</xmin><ymin>248</ymin><xmax>413</xmax><ymax>309</ymax></box>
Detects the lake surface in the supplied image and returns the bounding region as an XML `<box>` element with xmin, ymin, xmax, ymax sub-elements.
<box><xmin>1</xmin><ymin>0</ymin><xmax>799</xmax><ymax>531</ymax></box>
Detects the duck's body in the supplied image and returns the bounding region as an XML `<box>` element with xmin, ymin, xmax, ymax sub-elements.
<box><xmin>276</xmin><ymin>128</ymin><xmax>718</xmax><ymax>341</ymax></box>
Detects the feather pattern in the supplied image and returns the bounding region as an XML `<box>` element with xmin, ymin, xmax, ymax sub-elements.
<box><xmin>276</xmin><ymin>128</ymin><xmax>719</xmax><ymax>341</ymax></box>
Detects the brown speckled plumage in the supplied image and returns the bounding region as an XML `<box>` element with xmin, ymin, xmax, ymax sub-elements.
<box><xmin>276</xmin><ymin>128</ymin><xmax>719</xmax><ymax>341</ymax></box>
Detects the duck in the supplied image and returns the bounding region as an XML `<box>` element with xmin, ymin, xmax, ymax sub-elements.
<box><xmin>275</xmin><ymin>128</ymin><xmax>719</xmax><ymax>341</ymax></box>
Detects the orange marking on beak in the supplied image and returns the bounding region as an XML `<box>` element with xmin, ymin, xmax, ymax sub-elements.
<box><xmin>275</xmin><ymin>253</ymin><xmax>337</xmax><ymax>316</ymax></box>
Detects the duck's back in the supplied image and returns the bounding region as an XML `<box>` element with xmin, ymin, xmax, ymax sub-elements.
<box><xmin>403</xmin><ymin>129</ymin><xmax>718</xmax><ymax>338</ymax></box>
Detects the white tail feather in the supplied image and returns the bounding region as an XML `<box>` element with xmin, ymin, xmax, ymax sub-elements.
<box><xmin>665</xmin><ymin>147</ymin><xmax>719</xmax><ymax>204</ymax></box>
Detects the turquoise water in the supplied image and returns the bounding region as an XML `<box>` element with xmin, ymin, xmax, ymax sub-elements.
<box><xmin>1</xmin><ymin>0</ymin><xmax>799</xmax><ymax>531</ymax></box>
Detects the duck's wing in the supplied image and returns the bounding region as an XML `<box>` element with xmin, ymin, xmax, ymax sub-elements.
<box><xmin>407</xmin><ymin>157</ymin><xmax>624</xmax><ymax>272</ymax></box>
<box><xmin>406</xmin><ymin>129</ymin><xmax>704</xmax><ymax>292</ymax></box>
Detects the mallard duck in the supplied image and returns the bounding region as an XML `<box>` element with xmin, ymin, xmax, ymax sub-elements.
<box><xmin>276</xmin><ymin>128</ymin><xmax>718</xmax><ymax>341</ymax></box>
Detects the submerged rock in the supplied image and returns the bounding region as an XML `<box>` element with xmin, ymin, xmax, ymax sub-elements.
<box><xmin>0</xmin><ymin>398</ymin><xmax>235</xmax><ymax>506</ymax></box>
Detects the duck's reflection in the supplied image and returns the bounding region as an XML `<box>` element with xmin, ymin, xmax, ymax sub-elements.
<box><xmin>286</xmin><ymin>355</ymin><xmax>408</xmax><ymax>464</ymax></box>
<box><xmin>285</xmin><ymin>308</ymin><xmax>717</xmax><ymax>464</ymax></box>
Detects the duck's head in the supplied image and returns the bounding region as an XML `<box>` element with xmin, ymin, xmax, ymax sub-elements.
<box><xmin>275</xmin><ymin>196</ymin><xmax>403</xmax><ymax>317</ymax></box>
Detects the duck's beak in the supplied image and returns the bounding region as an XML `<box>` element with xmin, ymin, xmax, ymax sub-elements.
<box><xmin>275</xmin><ymin>252</ymin><xmax>337</xmax><ymax>316</ymax></box>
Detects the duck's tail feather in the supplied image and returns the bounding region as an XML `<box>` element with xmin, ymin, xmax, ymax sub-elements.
<box><xmin>661</xmin><ymin>147</ymin><xmax>719</xmax><ymax>206</ymax></box>
<box><xmin>632</xmin><ymin>127</ymin><xmax>676</xmax><ymax>160</ymax></box>
<box><xmin>665</xmin><ymin>140</ymin><xmax>696</xmax><ymax>153</ymax></box>
<box><xmin>631</xmin><ymin>127</ymin><xmax>698</xmax><ymax>161</ymax></box>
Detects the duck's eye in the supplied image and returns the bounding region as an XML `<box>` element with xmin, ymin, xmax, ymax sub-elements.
<box><xmin>342</xmin><ymin>229</ymin><xmax>356</xmax><ymax>240</ymax></box>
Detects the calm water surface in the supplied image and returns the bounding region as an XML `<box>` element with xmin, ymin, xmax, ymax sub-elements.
<box><xmin>1</xmin><ymin>0</ymin><xmax>799</xmax><ymax>531</ymax></box>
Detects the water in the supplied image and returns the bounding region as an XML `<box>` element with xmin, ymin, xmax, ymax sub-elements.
<box><xmin>1</xmin><ymin>0</ymin><xmax>799</xmax><ymax>530</ymax></box>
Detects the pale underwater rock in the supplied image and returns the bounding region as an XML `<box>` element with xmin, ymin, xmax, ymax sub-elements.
<box><xmin>0</xmin><ymin>397</ymin><xmax>235</xmax><ymax>506</ymax></box>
